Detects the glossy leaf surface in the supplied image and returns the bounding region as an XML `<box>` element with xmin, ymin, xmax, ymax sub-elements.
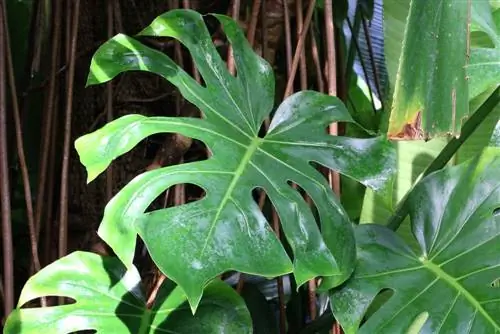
<box><xmin>468</xmin><ymin>1</ymin><xmax>500</xmax><ymax>100</ymax></box>
<box><xmin>491</xmin><ymin>117</ymin><xmax>500</xmax><ymax>146</ymax></box>
<box><xmin>3</xmin><ymin>252</ymin><xmax>251</xmax><ymax>333</ymax></box>
<box><xmin>331</xmin><ymin>148</ymin><xmax>500</xmax><ymax>333</ymax></box>
<box><xmin>468</xmin><ymin>47</ymin><xmax>500</xmax><ymax>101</ymax></box>
<box><xmin>388</xmin><ymin>0</ymin><xmax>469</xmax><ymax>139</ymax></box>
<box><xmin>76</xmin><ymin>9</ymin><xmax>396</xmax><ymax>309</ymax></box>
<box><xmin>383</xmin><ymin>0</ymin><xmax>410</xmax><ymax>94</ymax></box>
<box><xmin>471</xmin><ymin>0</ymin><xmax>500</xmax><ymax>47</ymax></box>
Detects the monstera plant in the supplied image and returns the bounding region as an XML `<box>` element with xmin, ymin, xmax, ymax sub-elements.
<box><xmin>4</xmin><ymin>9</ymin><xmax>396</xmax><ymax>333</ymax></box>
<box><xmin>5</xmin><ymin>3</ymin><xmax>500</xmax><ymax>332</ymax></box>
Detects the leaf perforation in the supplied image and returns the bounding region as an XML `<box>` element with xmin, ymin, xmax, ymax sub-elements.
<box><xmin>378</xmin><ymin>278</ymin><xmax>439</xmax><ymax>331</ymax></box>
<box><xmin>121</xmin><ymin>168</ymin><xmax>230</xmax><ymax>220</ymax></box>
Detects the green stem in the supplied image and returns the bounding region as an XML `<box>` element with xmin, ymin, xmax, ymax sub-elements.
<box><xmin>387</xmin><ymin>87</ymin><xmax>500</xmax><ymax>231</ymax></box>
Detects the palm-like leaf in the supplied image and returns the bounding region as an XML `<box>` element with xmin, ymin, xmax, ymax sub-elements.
<box><xmin>331</xmin><ymin>148</ymin><xmax>500</xmax><ymax>333</ymax></box>
<box><xmin>4</xmin><ymin>252</ymin><xmax>251</xmax><ymax>333</ymax></box>
<box><xmin>76</xmin><ymin>9</ymin><xmax>396</xmax><ymax>309</ymax></box>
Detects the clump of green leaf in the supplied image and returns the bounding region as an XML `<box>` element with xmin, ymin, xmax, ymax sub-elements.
<box><xmin>76</xmin><ymin>9</ymin><xmax>396</xmax><ymax>310</ymax></box>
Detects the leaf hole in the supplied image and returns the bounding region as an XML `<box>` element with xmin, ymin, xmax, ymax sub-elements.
<box><xmin>490</xmin><ymin>278</ymin><xmax>500</xmax><ymax>288</ymax></box>
<box><xmin>363</xmin><ymin>289</ymin><xmax>394</xmax><ymax>321</ymax></box>
<box><xmin>493</xmin><ymin>207</ymin><xmax>500</xmax><ymax>217</ymax></box>
<box><xmin>258</xmin><ymin>122</ymin><xmax>267</xmax><ymax>138</ymax></box>
<box><xmin>408</xmin><ymin>312</ymin><xmax>429</xmax><ymax>333</ymax></box>
<box><xmin>19</xmin><ymin>296</ymin><xmax>77</xmax><ymax>308</ymax></box>
<box><xmin>286</xmin><ymin>181</ymin><xmax>320</xmax><ymax>222</ymax></box>
<box><xmin>146</xmin><ymin>183</ymin><xmax>206</xmax><ymax>213</ymax></box>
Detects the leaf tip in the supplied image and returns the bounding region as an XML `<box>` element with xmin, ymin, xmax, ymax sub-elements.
<box><xmin>187</xmin><ymin>291</ymin><xmax>203</xmax><ymax>315</ymax></box>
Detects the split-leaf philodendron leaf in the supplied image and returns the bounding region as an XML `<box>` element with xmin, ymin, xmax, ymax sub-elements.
<box><xmin>3</xmin><ymin>252</ymin><xmax>251</xmax><ymax>333</ymax></box>
<box><xmin>331</xmin><ymin>148</ymin><xmax>500</xmax><ymax>333</ymax></box>
<box><xmin>76</xmin><ymin>9</ymin><xmax>396</xmax><ymax>310</ymax></box>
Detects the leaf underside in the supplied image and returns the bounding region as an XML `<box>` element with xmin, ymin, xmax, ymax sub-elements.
<box><xmin>331</xmin><ymin>148</ymin><xmax>500</xmax><ymax>333</ymax></box>
<box><xmin>76</xmin><ymin>9</ymin><xmax>396</xmax><ymax>310</ymax></box>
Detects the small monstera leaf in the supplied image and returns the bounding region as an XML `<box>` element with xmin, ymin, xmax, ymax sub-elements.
<box><xmin>331</xmin><ymin>148</ymin><xmax>500</xmax><ymax>333</ymax></box>
<box><xmin>76</xmin><ymin>9</ymin><xmax>395</xmax><ymax>310</ymax></box>
<box><xmin>3</xmin><ymin>252</ymin><xmax>251</xmax><ymax>333</ymax></box>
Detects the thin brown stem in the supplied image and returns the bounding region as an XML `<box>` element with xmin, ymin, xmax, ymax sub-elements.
<box><xmin>325</xmin><ymin>2</ymin><xmax>341</xmax><ymax>330</ymax></box>
<box><xmin>295</xmin><ymin>0</ymin><xmax>316</xmax><ymax>319</ymax></box>
<box><xmin>65</xmin><ymin>1</ymin><xmax>71</xmax><ymax>62</ymax></box>
<box><xmin>0</xmin><ymin>0</ymin><xmax>14</xmax><ymax>318</ymax></box>
<box><xmin>146</xmin><ymin>274</ymin><xmax>166</xmax><ymax>308</ymax></box>
<box><xmin>284</xmin><ymin>0</ymin><xmax>316</xmax><ymax>98</ymax></box>
<box><xmin>296</xmin><ymin>0</ymin><xmax>307</xmax><ymax>90</ymax></box>
<box><xmin>324</xmin><ymin>0</ymin><xmax>340</xmax><ymax>196</ymax></box>
<box><xmin>2</xmin><ymin>0</ymin><xmax>42</xmax><ymax>276</ymax></box>
<box><xmin>324</xmin><ymin>0</ymin><xmax>337</xmax><ymax>97</ymax></box>
<box><xmin>0</xmin><ymin>271</ymin><xmax>4</xmax><ymax>305</ymax></box>
<box><xmin>113</xmin><ymin>0</ymin><xmax>124</xmax><ymax>33</ymax></box>
<box><xmin>260</xmin><ymin>0</ymin><xmax>268</xmax><ymax>61</ymax></box>
<box><xmin>35</xmin><ymin>0</ymin><xmax>61</xmax><ymax>239</ymax></box>
<box><xmin>227</xmin><ymin>0</ymin><xmax>241</xmax><ymax>75</ymax></box>
<box><xmin>29</xmin><ymin>0</ymin><xmax>43</xmax><ymax>74</ymax></box>
<box><xmin>309</xmin><ymin>27</ymin><xmax>324</xmax><ymax>92</ymax></box>
<box><xmin>129</xmin><ymin>0</ymin><xmax>145</xmax><ymax>28</ymax></box>
<box><xmin>283</xmin><ymin>0</ymin><xmax>292</xmax><ymax>76</ymax></box>
<box><xmin>58</xmin><ymin>0</ymin><xmax>81</xmax><ymax>259</ymax></box>
<box><xmin>246</xmin><ymin>0</ymin><xmax>261</xmax><ymax>46</ymax></box>
<box><xmin>43</xmin><ymin>107</ymin><xmax>58</xmax><ymax>267</ymax></box>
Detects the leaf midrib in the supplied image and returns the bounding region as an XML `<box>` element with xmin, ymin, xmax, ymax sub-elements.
<box><xmin>199</xmin><ymin>137</ymin><xmax>263</xmax><ymax>256</ymax></box>
<box><xmin>422</xmin><ymin>258</ymin><xmax>500</xmax><ymax>330</ymax></box>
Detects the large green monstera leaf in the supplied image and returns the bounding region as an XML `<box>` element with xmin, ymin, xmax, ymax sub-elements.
<box><xmin>76</xmin><ymin>9</ymin><xmax>395</xmax><ymax>310</ymax></box>
<box><xmin>3</xmin><ymin>252</ymin><xmax>251</xmax><ymax>333</ymax></box>
<box><xmin>331</xmin><ymin>148</ymin><xmax>500</xmax><ymax>333</ymax></box>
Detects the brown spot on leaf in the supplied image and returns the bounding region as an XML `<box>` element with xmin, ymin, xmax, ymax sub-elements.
<box><xmin>389</xmin><ymin>111</ymin><xmax>424</xmax><ymax>140</ymax></box>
